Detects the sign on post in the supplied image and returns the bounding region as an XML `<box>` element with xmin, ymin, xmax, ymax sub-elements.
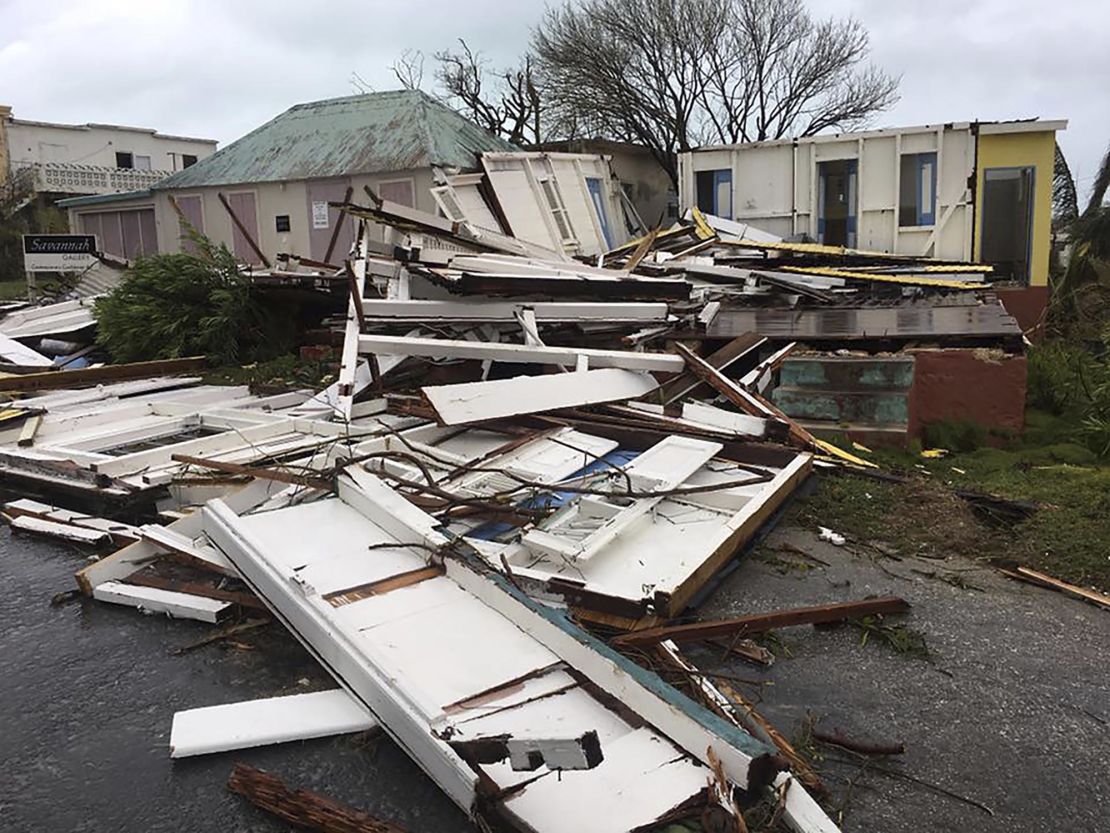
<box><xmin>23</xmin><ymin>234</ymin><xmax>98</xmax><ymax>273</ymax></box>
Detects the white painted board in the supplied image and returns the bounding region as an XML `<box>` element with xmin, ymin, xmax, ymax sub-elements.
<box><xmin>92</xmin><ymin>580</ymin><xmax>230</xmax><ymax>623</ymax></box>
<box><xmin>423</xmin><ymin>369</ymin><xmax>657</xmax><ymax>425</ymax></box>
<box><xmin>169</xmin><ymin>689</ymin><xmax>377</xmax><ymax>758</ymax></box>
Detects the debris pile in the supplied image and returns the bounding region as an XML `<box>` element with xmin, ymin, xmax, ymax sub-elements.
<box><xmin>0</xmin><ymin>155</ymin><xmax>1036</xmax><ymax>833</ymax></box>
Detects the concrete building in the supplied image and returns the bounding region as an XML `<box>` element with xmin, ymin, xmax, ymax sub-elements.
<box><xmin>678</xmin><ymin>119</ymin><xmax>1067</xmax><ymax>328</ymax></box>
<box><xmin>59</xmin><ymin>91</ymin><xmax>515</xmax><ymax>265</ymax></box>
<box><xmin>0</xmin><ymin>104</ymin><xmax>216</xmax><ymax>203</ymax></box>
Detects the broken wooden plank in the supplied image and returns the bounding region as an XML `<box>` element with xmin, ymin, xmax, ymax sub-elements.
<box><xmin>127</xmin><ymin>573</ymin><xmax>265</xmax><ymax>610</ymax></box>
<box><xmin>8</xmin><ymin>514</ymin><xmax>110</xmax><ymax>545</ymax></box>
<box><xmin>651</xmin><ymin>332</ymin><xmax>765</xmax><ymax>405</ymax></box>
<box><xmin>357</xmin><ymin>334</ymin><xmax>685</xmax><ymax>373</ymax></box>
<box><xmin>997</xmin><ymin>565</ymin><xmax>1110</xmax><ymax>610</ymax></box>
<box><xmin>611</xmin><ymin>596</ymin><xmax>911</xmax><ymax>647</ymax></box>
<box><xmin>422</xmin><ymin>369</ymin><xmax>657</xmax><ymax>426</ymax></box>
<box><xmin>170</xmin><ymin>689</ymin><xmax>377</xmax><ymax>758</ymax></box>
<box><xmin>92</xmin><ymin>580</ymin><xmax>232</xmax><ymax>623</ymax></box>
<box><xmin>227</xmin><ymin>763</ymin><xmax>409</xmax><ymax>833</ymax></box>
<box><xmin>0</xmin><ymin>356</ymin><xmax>207</xmax><ymax>393</ymax></box>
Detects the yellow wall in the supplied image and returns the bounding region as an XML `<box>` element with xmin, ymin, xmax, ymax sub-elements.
<box><xmin>973</xmin><ymin>129</ymin><xmax>1056</xmax><ymax>287</ymax></box>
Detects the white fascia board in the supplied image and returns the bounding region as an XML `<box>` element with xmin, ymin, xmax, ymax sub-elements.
<box><xmin>337</xmin><ymin>468</ymin><xmax>448</xmax><ymax>549</ymax></box>
<box><xmin>92</xmin><ymin>580</ymin><xmax>230</xmax><ymax>623</ymax></box>
<box><xmin>361</xmin><ymin>299</ymin><xmax>669</xmax><ymax>323</ymax></box>
<box><xmin>201</xmin><ymin>499</ymin><xmax>480</xmax><ymax>811</ymax></box>
<box><xmin>978</xmin><ymin>119</ymin><xmax>1067</xmax><ymax>135</ymax></box>
<box><xmin>169</xmin><ymin>689</ymin><xmax>377</xmax><ymax>758</ymax></box>
<box><xmin>680</xmin><ymin>402</ymin><xmax>769</xmax><ymax>437</ymax></box>
<box><xmin>357</xmin><ymin>335</ymin><xmax>684</xmax><ymax>373</ymax></box>
<box><xmin>422</xmin><ymin>369</ymin><xmax>657</xmax><ymax>426</ymax></box>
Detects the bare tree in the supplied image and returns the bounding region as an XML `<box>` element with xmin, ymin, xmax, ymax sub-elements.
<box><xmin>533</xmin><ymin>0</ymin><xmax>899</xmax><ymax>184</ymax></box>
<box><xmin>391</xmin><ymin>49</ymin><xmax>426</xmax><ymax>91</ymax></box>
<box><xmin>435</xmin><ymin>40</ymin><xmax>544</xmax><ymax>146</ymax></box>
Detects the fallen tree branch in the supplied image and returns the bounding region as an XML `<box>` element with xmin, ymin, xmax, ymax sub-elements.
<box><xmin>227</xmin><ymin>762</ymin><xmax>410</xmax><ymax>833</ymax></box>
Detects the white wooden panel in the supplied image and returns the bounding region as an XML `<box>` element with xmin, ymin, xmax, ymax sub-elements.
<box><xmin>423</xmin><ymin>369</ymin><xmax>657</xmax><ymax>425</ymax></box>
<box><xmin>170</xmin><ymin>689</ymin><xmax>377</xmax><ymax>758</ymax></box>
<box><xmin>485</xmin><ymin>168</ymin><xmax>557</xmax><ymax>249</ymax></box>
<box><xmin>860</xmin><ymin>136</ymin><xmax>896</xmax><ymax>211</ymax></box>
<box><xmin>734</xmin><ymin>144</ymin><xmax>794</xmax><ymax>218</ymax></box>
<box><xmin>92</xmin><ymin>581</ymin><xmax>229</xmax><ymax>623</ymax></box>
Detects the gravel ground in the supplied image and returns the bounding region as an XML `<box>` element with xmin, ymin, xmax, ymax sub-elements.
<box><xmin>688</xmin><ymin>525</ymin><xmax>1110</xmax><ymax>833</ymax></box>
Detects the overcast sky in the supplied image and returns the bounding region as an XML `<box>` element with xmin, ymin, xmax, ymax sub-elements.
<box><xmin>2</xmin><ymin>0</ymin><xmax>1106</xmax><ymax>202</ymax></box>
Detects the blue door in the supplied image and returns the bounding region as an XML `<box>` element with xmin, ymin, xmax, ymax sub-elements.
<box><xmin>585</xmin><ymin>178</ymin><xmax>614</xmax><ymax>248</ymax></box>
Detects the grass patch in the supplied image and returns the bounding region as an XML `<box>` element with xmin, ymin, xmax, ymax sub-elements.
<box><xmin>204</xmin><ymin>353</ymin><xmax>339</xmax><ymax>390</ymax></box>
<box><xmin>793</xmin><ymin>414</ymin><xmax>1110</xmax><ymax>591</ymax></box>
<box><xmin>0</xmin><ymin>279</ymin><xmax>28</xmax><ymax>301</ymax></box>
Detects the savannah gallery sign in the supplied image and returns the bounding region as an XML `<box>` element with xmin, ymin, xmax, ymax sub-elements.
<box><xmin>22</xmin><ymin>234</ymin><xmax>98</xmax><ymax>273</ymax></box>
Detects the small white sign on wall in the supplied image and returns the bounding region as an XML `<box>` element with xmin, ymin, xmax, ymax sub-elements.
<box><xmin>311</xmin><ymin>201</ymin><xmax>330</xmax><ymax>229</ymax></box>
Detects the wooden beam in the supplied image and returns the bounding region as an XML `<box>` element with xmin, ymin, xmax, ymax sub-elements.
<box><xmin>217</xmin><ymin>192</ymin><xmax>271</xmax><ymax>268</ymax></box>
<box><xmin>0</xmin><ymin>356</ymin><xmax>207</xmax><ymax>393</ymax></box>
<box><xmin>611</xmin><ymin>596</ymin><xmax>911</xmax><ymax>647</ymax></box>
<box><xmin>998</xmin><ymin>565</ymin><xmax>1110</xmax><ymax>610</ymax></box>
<box><xmin>653</xmin><ymin>332</ymin><xmax>765</xmax><ymax>405</ymax></box>
<box><xmin>324</xmin><ymin>186</ymin><xmax>355</xmax><ymax>263</ymax></box>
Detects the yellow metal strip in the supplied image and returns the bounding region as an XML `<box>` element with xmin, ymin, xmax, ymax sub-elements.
<box><xmin>812</xmin><ymin>438</ymin><xmax>879</xmax><ymax>469</ymax></box>
<box><xmin>689</xmin><ymin>207</ymin><xmax>717</xmax><ymax>241</ymax></box>
<box><xmin>780</xmin><ymin>265</ymin><xmax>981</xmax><ymax>290</ymax></box>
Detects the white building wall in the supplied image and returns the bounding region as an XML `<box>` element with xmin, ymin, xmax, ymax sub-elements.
<box><xmin>680</xmin><ymin>125</ymin><xmax>977</xmax><ymax>260</ymax></box>
<box><xmin>6</xmin><ymin>120</ymin><xmax>215</xmax><ymax>172</ymax></box>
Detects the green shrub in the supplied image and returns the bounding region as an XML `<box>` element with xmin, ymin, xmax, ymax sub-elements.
<box><xmin>95</xmin><ymin>235</ymin><xmax>294</xmax><ymax>365</ymax></box>
<box><xmin>1026</xmin><ymin>341</ymin><xmax>1091</xmax><ymax>414</ymax></box>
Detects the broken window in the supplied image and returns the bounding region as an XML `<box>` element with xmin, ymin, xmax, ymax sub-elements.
<box><xmin>899</xmin><ymin>152</ymin><xmax>937</xmax><ymax>227</ymax></box>
<box><xmin>275</xmin><ymin>215</ymin><xmax>291</xmax><ymax>233</ymax></box>
<box><xmin>539</xmin><ymin>177</ymin><xmax>576</xmax><ymax>245</ymax></box>
<box><xmin>182</xmin><ymin>154</ymin><xmax>198</xmax><ymax>168</ymax></box>
<box><xmin>115</xmin><ymin>152</ymin><xmax>134</xmax><ymax>169</ymax></box>
<box><xmin>431</xmin><ymin>186</ymin><xmax>465</xmax><ymax>222</ymax></box>
<box><xmin>695</xmin><ymin>169</ymin><xmax>732</xmax><ymax>218</ymax></box>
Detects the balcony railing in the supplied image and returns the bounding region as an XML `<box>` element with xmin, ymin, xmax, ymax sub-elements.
<box><xmin>14</xmin><ymin>162</ymin><xmax>174</xmax><ymax>196</ymax></box>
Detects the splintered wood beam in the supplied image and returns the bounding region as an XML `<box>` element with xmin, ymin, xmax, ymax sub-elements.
<box><xmin>217</xmin><ymin>192</ymin><xmax>271</xmax><ymax>268</ymax></box>
<box><xmin>611</xmin><ymin>596</ymin><xmax>911</xmax><ymax>647</ymax></box>
<box><xmin>0</xmin><ymin>356</ymin><xmax>207</xmax><ymax>393</ymax></box>
<box><xmin>324</xmin><ymin>186</ymin><xmax>355</xmax><ymax>263</ymax></box>
<box><xmin>170</xmin><ymin>454</ymin><xmax>332</xmax><ymax>491</ymax></box>
<box><xmin>227</xmin><ymin>763</ymin><xmax>410</xmax><ymax>833</ymax></box>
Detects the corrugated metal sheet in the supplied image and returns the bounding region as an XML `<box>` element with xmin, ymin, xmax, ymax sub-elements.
<box><xmin>705</xmin><ymin>301</ymin><xmax>1023</xmax><ymax>341</ymax></box>
<box><xmin>153</xmin><ymin>91</ymin><xmax>515</xmax><ymax>190</ymax></box>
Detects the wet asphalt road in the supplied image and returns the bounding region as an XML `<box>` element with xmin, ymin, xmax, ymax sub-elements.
<box><xmin>4</xmin><ymin>513</ymin><xmax>1108</xmax><ymax>832</ymax></box>
<box><xmin>0</xmin><ymin>527</ymin><xmax>472</xmax><ymax>833</ymax></box>
<box><xmin>692</xmin><ymin>525</ymin><xmax>1110</xmax><ymax>833</ymax></box>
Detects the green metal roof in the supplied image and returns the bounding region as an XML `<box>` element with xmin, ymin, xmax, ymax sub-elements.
<box><xmin>152</xmin><ymin>90</ymin><xmax>515</xmax><ymax>190</ymax></box>
<box><xmin>56</xmin><ymin>189</ymin><xmax>152</xmax><ymax>208</ymax></box>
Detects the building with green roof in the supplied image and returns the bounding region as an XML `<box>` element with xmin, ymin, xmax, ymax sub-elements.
<box><xmin>59</xmin><ymin>90</ymin><xmax>515</xmax><ymax>265</ymax></box>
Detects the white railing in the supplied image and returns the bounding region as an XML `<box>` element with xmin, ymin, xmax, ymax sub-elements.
<box><xmin>14</xmin><ymin>162</ymin><xmax>174</xmax><ymax>195</ymax></box>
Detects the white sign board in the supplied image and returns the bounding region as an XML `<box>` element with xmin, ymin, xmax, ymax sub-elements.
<box><xmin>311</xmin><ymin>201</ymin><xmax>330</xmax><ymax>230</ymax></box>
<box><xmin>23</xmin><ymin>235</ymin><xmax>98</xmax><ymax>273</ymax></box>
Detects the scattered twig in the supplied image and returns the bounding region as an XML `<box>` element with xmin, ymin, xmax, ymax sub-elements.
<box><xmin>168</xmin><ymin>618</ymin><xmax>270</xmax><ymax>656</ymax></box>
<box><xmin>812</xmin><ymin>728</ymin><xmax>905</xmax><ymax>756</ymax></box>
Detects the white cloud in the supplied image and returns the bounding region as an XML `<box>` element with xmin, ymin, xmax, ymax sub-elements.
<box><xmin>1</xmin><ymin>0</ymin><xmax>1104</xmax><ymax>200</ymax></box>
